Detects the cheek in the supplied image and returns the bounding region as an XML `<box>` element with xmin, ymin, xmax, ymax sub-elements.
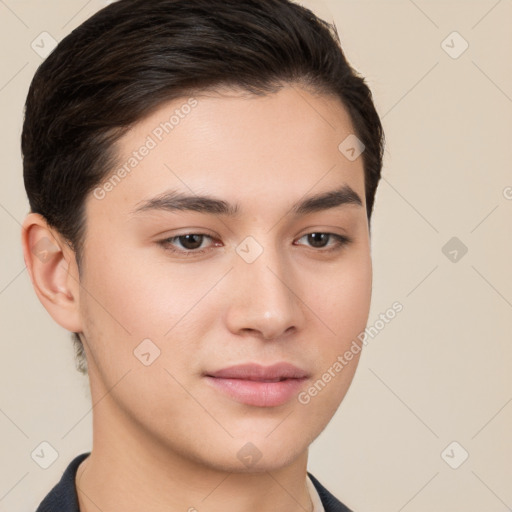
<box><xmin>78</xmin><ymin>243</ymin><xmax>218</xmax><ymax>368</ymax></box>
<box><xmin>299</xmin><ymin>249</ymin><xmax>371</xmax><ymax>409</ymax></box>
<box><xmin>77</xmin><ymin>242</ymin><xmax>161</xmax><ymax>375</ymax></box>
<box><xmin>80</xmin><ymin>241</ymin><xmax>171</xmax><ymax>333</ymax></box>
<box><xmin>309</xmin><ymin>249</ymin><xmax>372</xmax><ymax>339</ymax></box>
<box><xmin>336</xmin><ymin>266</ymin><xmax>372</xmax><ymax>333</ymax></box>
<box><xmin>301</xmin><ymin>256</ymin><xmax>371</xmax><ymax>418</ymax></box>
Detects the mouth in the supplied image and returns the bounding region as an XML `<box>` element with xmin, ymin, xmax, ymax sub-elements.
<box><xmin>204</xmin><ymin>362</ymin><xmax>309</xmax><ymax>407</ymax></box>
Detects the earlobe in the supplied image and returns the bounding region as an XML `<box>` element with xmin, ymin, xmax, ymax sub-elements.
<box><xmin>21</xmin><ymin>213</ymin><xmax>83</xmax><ymax>333</ymax></box>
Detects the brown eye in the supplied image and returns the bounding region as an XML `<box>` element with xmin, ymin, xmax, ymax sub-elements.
<box><xmin>174</xmin><ymin>234</ymin><xmax>206</xmax><ymax>250</ymax></box>
<box><xmin>158</xmin><ymin>233</ymin><xmax>217</xmax><ymax>256</ymax></box>
<box><xmin>295</xmin><ymin>232</ymin><xmax>352</xmax><ymax>252</ymax></box>
<box><xmin>306</xmin><ymin>233</ymin><xmax>329</xmax><ymax>248</ymax></box>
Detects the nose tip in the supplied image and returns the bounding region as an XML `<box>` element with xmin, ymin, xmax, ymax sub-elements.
<box><xmin>224</xmin><ymin>255</ymin><xmax>304</xmax><ymax>341</ymax></box>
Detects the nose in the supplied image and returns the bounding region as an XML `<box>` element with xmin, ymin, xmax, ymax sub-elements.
<box><xmin>223</xmin><ymin>241</ymin><xmax>305</xmax><ymax>341</ymax></box>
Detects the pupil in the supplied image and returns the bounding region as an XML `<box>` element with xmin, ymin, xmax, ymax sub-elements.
<box><xmin>180</xmin><ymin>234</ymin><xmax>203</xmax><ymax>250</ymax></box>
<box><xmin>308</xmin><ymin>233</ymin><xmax>327</xmax><ymax>248</ymax></box>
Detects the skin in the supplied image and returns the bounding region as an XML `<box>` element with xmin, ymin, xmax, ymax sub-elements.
<box><xmin>22</xmin><ymin>84</ymin><xmax>372</xmax><ymax>512</ymax></box>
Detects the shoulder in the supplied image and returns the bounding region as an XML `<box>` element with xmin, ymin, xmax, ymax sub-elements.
<box><xmin>35</xmin><ymin>452</ymin><xmax>90</xmax><ymax>512</ymax></box>
<box><xmin>307</xmin><ymin>472</ymin><xmax>354</xmax><ymax>512</ymax></box>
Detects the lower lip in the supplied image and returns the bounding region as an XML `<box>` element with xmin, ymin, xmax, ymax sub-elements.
<box><xmin>204</xmin><ymin>376</ymin><xmax>308</xmax><ymax>407</ymax></box>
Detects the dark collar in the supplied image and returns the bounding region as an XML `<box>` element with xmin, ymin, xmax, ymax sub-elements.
<box><xmin>306</xmin><ymin>472</ymin><xmax>353</xmax><ymax>512</ymax></box>
<box><xmin>35</xmin><ymin>452</ymin><xmax>88</xmax><ymax>512</ymax></box>
<box><xmin>36</xmin><ymin>452</ymin><xmax>353</xmax><ymax>512</ymax></box>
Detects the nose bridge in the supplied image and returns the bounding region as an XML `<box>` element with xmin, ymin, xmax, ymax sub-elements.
<box><xmin>226</xmin><ymin>236</ymin><xmax>302</xmax><ymax>339</ymax></box>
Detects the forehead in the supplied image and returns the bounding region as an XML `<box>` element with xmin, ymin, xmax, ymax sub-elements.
<box><xmin>86</xmin><ymin>85</ymin><xmax>366</xmax><ymax>221</ymax></box>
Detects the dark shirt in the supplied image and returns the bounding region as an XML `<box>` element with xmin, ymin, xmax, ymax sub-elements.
<box><xmin>35</xmin><ymin>452</ymin><xmax>353</xmax><ymax>512</ymax></box>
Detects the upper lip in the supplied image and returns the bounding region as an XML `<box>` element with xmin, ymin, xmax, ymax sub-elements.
<box><xmin>205</xmin><ymin>362</ymin><xmax>309</xmax><ymax>381</ymax></box>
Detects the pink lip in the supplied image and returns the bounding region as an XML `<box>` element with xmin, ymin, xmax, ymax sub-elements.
<box><xmin>204</xmin><ymin>363</ymin><xmax>309</xmax><ymax>407</ymax></box>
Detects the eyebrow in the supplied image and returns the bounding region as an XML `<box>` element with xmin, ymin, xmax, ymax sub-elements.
<box><xmin>130</xmin><ymin>184</ymin><xmax>363</xmax><ymax>217</ymax></box>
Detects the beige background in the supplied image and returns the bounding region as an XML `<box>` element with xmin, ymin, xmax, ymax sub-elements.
<box><xmin>1</xmin><ymin>0</ymin><xmax>511</xmax><ymax>511</ymax></box>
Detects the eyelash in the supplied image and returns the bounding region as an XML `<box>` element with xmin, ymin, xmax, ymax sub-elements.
<box><xmin>157</xmin><ymin>232</ymin><xmax>352</xmax><ymax>257</ymax></box>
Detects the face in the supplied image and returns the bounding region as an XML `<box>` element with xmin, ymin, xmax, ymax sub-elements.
<box><xmin>78</xmin><ymin>85</ymin><xmax>372</xmax><ymax>472</ymax></box>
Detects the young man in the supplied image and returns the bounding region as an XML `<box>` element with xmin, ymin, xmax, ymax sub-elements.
<box><xmin>21</xmin><ymin>0</ymin><xmax>384</xmax><ymax>510</ymax></box>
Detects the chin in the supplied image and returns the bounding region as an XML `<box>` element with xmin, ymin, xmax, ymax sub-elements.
<box><xmin>203</xmin><ymin>435</ymin><xmax>310</xmax><ymax>474</ymax></box>
<box><xmin>207</xmin><ymin>452</ymin><xmax>305</xmax><ymax>475</ymax></box>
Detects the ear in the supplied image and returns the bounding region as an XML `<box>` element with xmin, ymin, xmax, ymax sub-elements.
<box><xmin>21</xmin><ymin>213</ymin><xmax>83</xmax><ymax>333</ymax></box>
